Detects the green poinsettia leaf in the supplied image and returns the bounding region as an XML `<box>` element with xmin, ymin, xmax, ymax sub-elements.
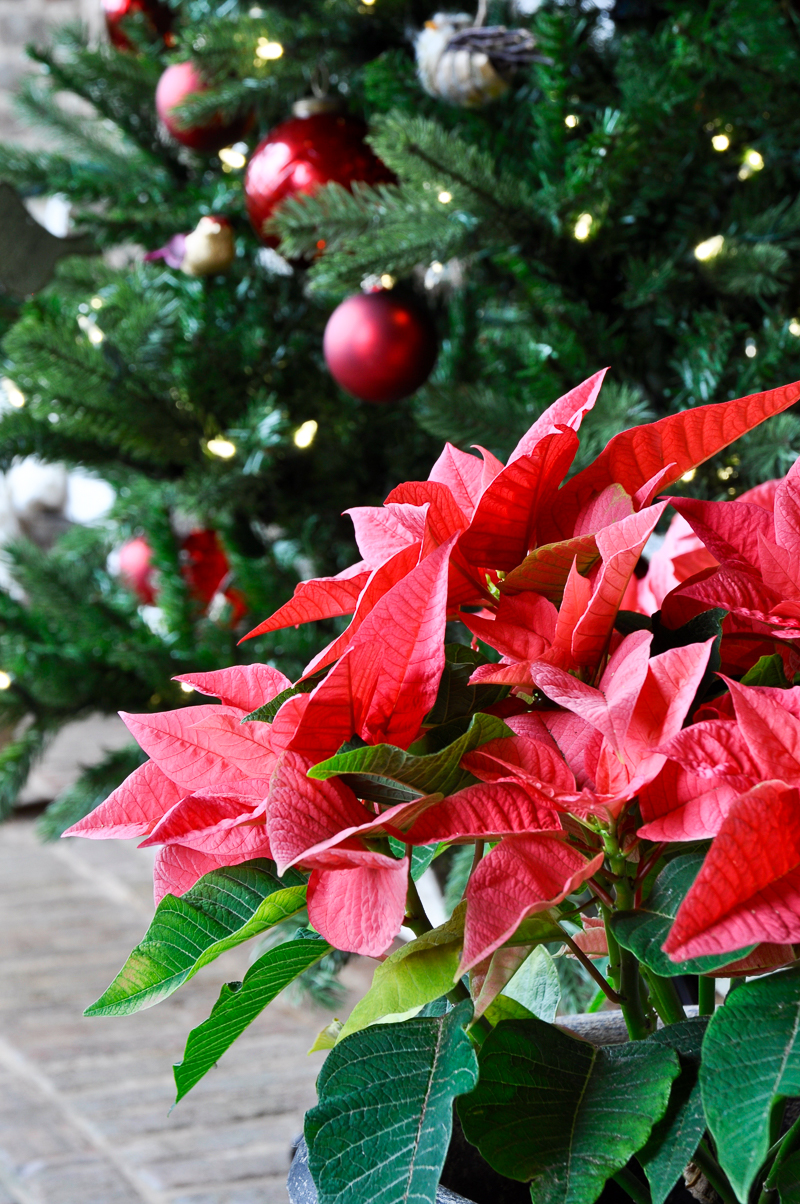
<box><xmin>506</xmin><ymin>912</ymin><xmax>566</xmax><ymax>946</ymax></box>
<box><xmin>309</xmin><ymin>711</ymin><xmax>510</xmax><ymax>800</ymax></box>
<box><xmin>740</xmin><ymin>653</ymin><xmax>790</xmax><ymax>689</ymax></box>
<box><xmin>173</xmin><ymin>934</ymin><xmax>330</xmax><ymax>1102</ymax></box>
<box><xmin>701</xmin><ymin>966</ymin><xmax>800</xmax><ymax>1202</ymax></box>
<box><xmin>504</xmin><ymin>946</ymin><xmax>561</xmax><ymax>1023</ymax></box>
<box><xmin>424</xmin><ymin>646</ymin><xmax>509</xmax><ymax>726</ymax></box>
<box><xmin>773</xmin><ymin>1150</ymin><xmax>800</xmax><ymax>1204</ymax></box>
<box><xmin>387</xmin><ymin>835</ymin><xmax>441</xmax><ymax>880</ymax></box>
<box><xmin>483</xmin><ymin>994</ymin><xmax>535</xmax><ymax>1025</ymax></box>
<box><xmin>611</xmin><ymin>855</ymin><xmax>754</xmax><ymax>976</ymax></box>
<box><xmin>639</xmin><ymin>1018</ymin><xmax>708</xmax><ymax>1204</ymax></box>
<box><xmin>306</xmin><ymin>1000</ymin><xmax>478</xmax><ymax>1204</ymax></box>
<box><xmin>458</xmin><ymin>1016</ymin><xmax>680</xmax><ymax>1204</ymax></box>
<box><xmin>85</xmin><ymin>860</ymin><xmax>307</xmax><ymax>1016</ymax></box>
<box><xmin>337</xmin><ymin>905</ymin><xmax>465</xmax><ymax>1042</ymax></box>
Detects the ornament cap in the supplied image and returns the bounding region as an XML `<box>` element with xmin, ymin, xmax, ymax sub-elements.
<box><xmin>291</xmin><ymin>96</ymin><xmax>347</xmax><ymax>119</ymax></box>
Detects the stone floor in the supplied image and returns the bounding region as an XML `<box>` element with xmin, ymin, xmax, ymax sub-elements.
<box><xmin>0</xmin><ymin>814</ymin><xmax>370</xmax><ymax>1204</ymax></box>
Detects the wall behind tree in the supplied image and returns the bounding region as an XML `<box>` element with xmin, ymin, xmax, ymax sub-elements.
<box><xmin>0</xmin><ymin>0</ymin><xmax>100</xmax><ymax>147</ymax></box>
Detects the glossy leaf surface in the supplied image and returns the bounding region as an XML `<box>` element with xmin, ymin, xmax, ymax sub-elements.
<box><xmin>86</xmin><ymin>860</ymin><xmax>306</xmax><ymax>1016</ymax></box>
<box><xmin>458</xmin><ymin>1016</ymin><xmax>679</xmax><ymax>1204</ymax></box>
<box><xmin>306</xmin><ymin>1001</ymin><xmax>478</xmax><ymax>1204</ymax></box>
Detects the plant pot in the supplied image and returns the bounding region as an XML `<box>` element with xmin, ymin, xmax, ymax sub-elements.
<box><xmin>287</xmin><ymin>1011</ymin><xmax>696</xmax><ymax>1204</ymax></box>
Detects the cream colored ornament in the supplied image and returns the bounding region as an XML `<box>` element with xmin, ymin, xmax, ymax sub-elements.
<box><xmin>144</xmin><ymin>214</ymin><xmax>235</xmax><ymax>276</ymax></box>
<box><xmin>416</xmin><ymin>13</ymin><xmax>508</xmax><ymax>107</ymax></box>
<box><xmin>181</xmin><ymin>215</ymin><xmax>235</xmax><ymax>276</ymax></box>
<box><xmin>415</xmin><ymin>12</ymin><xmax>544</xmax><ymax>108</ymax></box>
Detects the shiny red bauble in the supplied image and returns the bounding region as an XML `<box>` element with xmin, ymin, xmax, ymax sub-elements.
<box><xmin>155</xmin><ymin>62</ymin><xmax>253</xmax><ymax>153</ymax></box>
<box><xmin>323</xmin><ymin>291</ymin><xmax>438</xmax><ymax>404</ymax></box>
<box><xmin>244</xmin><ymin>108</ymin><xmax>394</xmax><ymax>246</ymax></box>
<box><xmin>103</xmin><ymin>0</ymin><xmax>173</xmax><ymax>51</ymax></box>
<box><xmin>118</xmin><ymin>536</ymin><xmax>156</xmax><ymax>604</ymax></box>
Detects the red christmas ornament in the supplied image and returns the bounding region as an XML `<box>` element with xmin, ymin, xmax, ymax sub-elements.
<box><xmin>155</xmin><ymin>62</ymin><xmax>253</xmax><ymax>153</ymax></box>
<box><xmin>118</xmin><ymin>530</ymin><xmax>247</xmax><ymax>622</ymax></box>
<box><xmin>244</xmin><ymin>101</ymin><xmax>394</xmax><ymax>246</ymax></box>
<box><xmin>323</xmin><ymin>291</ymin><xmax>438</xmax><ymax>404</ymax></box>
<box><xmin>103</xmin><ymin>0</ymin><xmax>173</xmax><ymax>51</ymax></box>
<box><xmin>181</xmin><ymin>530</ymin><xmax>248</xmax><ymax>623</ymax></box>
<box><xmin>118</xmin><ymin>536</ymin><xmax>157</xmax><ymax>604</ymax></box>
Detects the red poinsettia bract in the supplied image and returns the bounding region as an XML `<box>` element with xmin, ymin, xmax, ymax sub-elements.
<box><xmin>64</xmin><ymin>372</ymin><xmax>800</xmax><ymax>968</ymax></box>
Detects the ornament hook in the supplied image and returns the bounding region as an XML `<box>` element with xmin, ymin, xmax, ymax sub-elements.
<box><xmin>310</xmin><ymin>62</ymin><xmax>330</xmax><ymax>99</ymax></box>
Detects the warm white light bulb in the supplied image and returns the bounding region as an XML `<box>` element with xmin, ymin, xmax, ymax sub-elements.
<box><xmin>2</xmin><ymin>378</ymin><xmax>25</xmax><ymax>408</ymax></box>
<box><xmin>680</xmin><ymin>468</ymin><xmax>697</xmax><ymax>483</ymax></box>
<box><xmin>218</xmin><ymin>146</ymin><xmax>247</xmax><ymax>169</ymax></box>
<box><xmin>565</xmin><ymin>114</ymin><xmax>579</xmax><ymax>128</ymax></box>
<box><xmin>256</xmin><ymin>39</ymin><xmax>284</xmax><ymax>60</ymax></box>
<box><xmin>0</xmin><ymin>671</ymin><xmax>12</xmax><ymax>690</ymax></box>
<box><xmin>77</xmin><ymin>314</ymin><xmax>104</xmax><ymax>344</ymax></box>
<box><xmin>574</xmin><ymin>213</ymin><xmax>593</xmax><ymax>241</ymax></box>
<box><xmin>790</xmin><ymin>319</ymin><xmax>800</xmax><ymax>337</ymax></box>
<box><xmin>90</xmin><ymin>295</ymin><xmax>104</xmax><ymax>309</ymax></box>
<box><xmin>294</xmin><ymin>420</ymin><xmax>318</xmax><ymax>449</ymax></box>
<box><xmin>437</xmin><ymin>191</ymin><xmax>452</xmax><ymax>204</ymax></box>
<box><xmin>745</xmin><ymin>149</ymin><xmax>764</xmax><ymax>170</ymax></box>
<box><xmin>745</xmin><ymin>339</ymin><xmax>757</xmax><ymax>358</ymax></box>
<box><xmin>379</xmin><ymin>274</ymin><xmax>395</xmax><ymax>289</ymax></box>
<box><xmin>694</xmin><ymin>234</ymin><xmax>724</xmax><ymax>261</ymax></box>
<box><xmin>206</xmin><ymin>437</ymin><xmax>237</xmax><ymax>459</ymax></box>
<box><xmin>179</xmin><ymin>681</ymin><xmax>195</xmax><ymax>693</ymax></box>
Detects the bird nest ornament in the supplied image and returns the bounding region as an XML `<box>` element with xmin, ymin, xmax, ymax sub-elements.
<box><xmin>415</xmin><ymin>9</ymin><xmax>548</xmax><ymax>107</ymax></box>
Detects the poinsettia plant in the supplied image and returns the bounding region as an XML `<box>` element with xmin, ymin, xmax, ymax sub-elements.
<box><xmin>68</xmin><ymin>370</ymin><xmax>800</xmax><ymax>1204</ymax></box>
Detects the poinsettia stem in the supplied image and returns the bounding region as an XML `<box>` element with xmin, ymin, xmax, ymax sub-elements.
<box><xmin>643</xmin><ymin>970</ymin><xmax>686</xmax><ymax>1026</ymax></box>
<box><xmin>447</xmin><ymin>978</ymin><xmax>492</xmax><ymax>1042</ymax></box>
<box><xmin>470</xmin><ymin>839</ymin><xmax>485</xmax><ymax>877</ymax></box>
<box><xmin>758</xmin><ymin>1112</ymin><xmax>800</xmax><ymax>1204</ymax></box>
<box><xmin>602</xmin><ymin>905</ymin><xmax>622</xmax><ymax>992</ymax></box>
<box><xmin>404</xmin><ymin>873</ymin><xmax>434</xmax><ymax>938</ymax></box>
<box><xmin>693</xmin><ymin>1139</ymin><xmax>738</xmax><ymax>1204</ymax></box>
<box><xmin>602</xmin><ymin>836</ymin><xmax>655</xmax><ymax>1040</ymax></box>
<box><xmin>611</xmin><ymin>1165</ymin><xmax>651</xmax><ymax>1204</ymax></box>
<box><xmin>698</xmin><ymin>975</ymin><xmax>716</xmax><ymax>1016</ymax></box>
<box><xmin>588</xmin><ymin>877</ymin><xmax>616</xmax><ymax>909</ymax></box>
<box><xmin>618</xmin><ymin>946</ymin><xmax>654</xmax><ymax>1040</ymax></box>
<box><xmin>560</xmin><ymin>933</ymin><xmax>622</xmax><ymax>1004</ymax></box>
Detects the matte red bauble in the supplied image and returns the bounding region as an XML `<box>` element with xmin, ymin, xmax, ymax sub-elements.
<box><xmin>244</xmin><ymin>106</ymin><xmax>394</xmax><ymax>246</ymax></box>
<box><xmin>118</xmin><ymin>536</ymin><xmax>156</xmax><ymax>604</ymax></box>
<box><xmin>103</xmin><ymin>0</ymin><xmax>173</xmax><ymax>51</ymax></box>
<box><xmin>155</xmin><ymin>62</ymin><xmax>253</xmax><ymax>153</ymax></box>
<box><xmin>323</xmin><ymin>291</ymin><xmax>438</xmax><ymax>404</ymax></box>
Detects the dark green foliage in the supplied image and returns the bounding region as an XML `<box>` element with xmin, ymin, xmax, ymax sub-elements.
<box><xmin>306</xmin><ymin>1001</ymin><xmax>478</xmax><ymax>1204</ymax></box>
<box><xmin>458</xmin><ymin>1016</ymin><xmax>679</xmax><ymax>1203</ymax></box>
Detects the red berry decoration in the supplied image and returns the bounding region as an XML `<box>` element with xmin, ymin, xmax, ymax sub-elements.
<box><xmin>118</xmin><ymin>536</ymin><xmax>156</xmax><ymax>604</ymax></box>
<box><xmin>155</xmin><ymin>62</ymin><xmax>253</xmax><ymax>153</ymax></box>
<box><xmin>244</xmin><ymin>102</ymin><xmax>394</xmax><ymax>246</ymax></box>
<box><xmin>323</xmin><ymin>291</ymin><xmax>438</xmax><ymax>404</ymax></box>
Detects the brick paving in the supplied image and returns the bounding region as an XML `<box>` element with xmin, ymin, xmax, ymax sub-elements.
<box><xmin>0</xmin><ymin>816</ymin><xmax>370</xmax><ymax>1204</ymax></box>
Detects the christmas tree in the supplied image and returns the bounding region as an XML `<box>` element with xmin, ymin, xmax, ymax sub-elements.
<box><xmin>1</xmin><ymin>0</ymin><xmax>800</xmax><ymax>835</ymax></box>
